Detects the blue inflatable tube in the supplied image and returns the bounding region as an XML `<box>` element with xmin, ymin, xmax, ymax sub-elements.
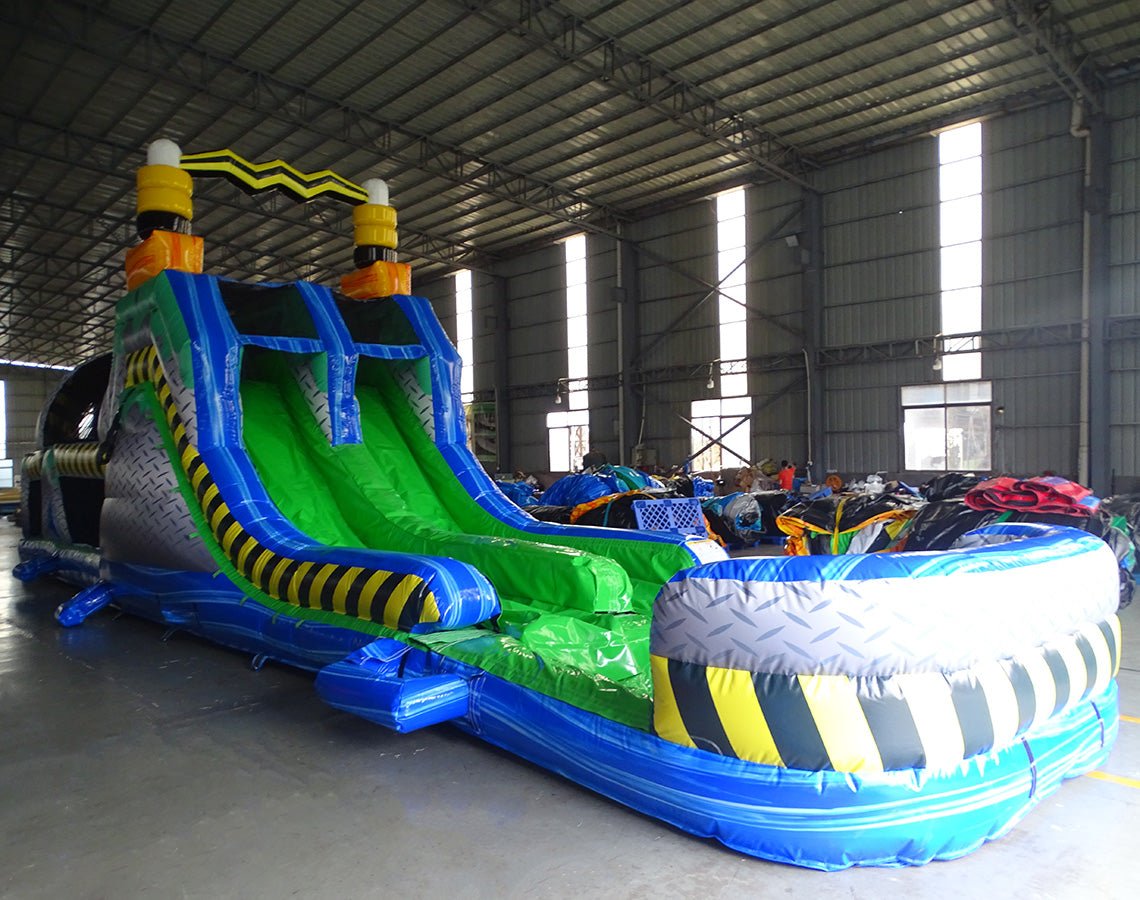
<box><xmin>450</xmin><ymin>662</ymin><xmax>1117</xmax><ymax>870</ymax></box>
<box><xmin>47</xmin><ymin>558</ymin><xmax>1119</xmax><ymax>870</ymax></box>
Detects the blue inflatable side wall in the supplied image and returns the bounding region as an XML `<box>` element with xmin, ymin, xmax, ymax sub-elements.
<box><xmin>47</xmin><ymin>560</ymin><xmax>1120</xmax><ymax>871</ymax></box>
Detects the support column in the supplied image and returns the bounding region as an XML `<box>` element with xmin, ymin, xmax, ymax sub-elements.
<box><xmin>1085</xmin><ymin>115</ymin><xmax>1111</xmax><ymax>494</ymax></box>
<box><xmin>492</xmin><ymin>274</ymin><xmax>512</xmax><ymax>473</ymax></box>
<box><xmin>616</xmin><ymin>236</ymin><xmax>640</xmax><ymax>465</ymax></box>
<box><xmin>802</xmin><ymin>189</ymin><xmax>826</xmax><ymax>481</ymax></box>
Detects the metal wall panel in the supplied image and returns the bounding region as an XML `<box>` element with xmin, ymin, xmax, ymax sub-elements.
<box><xmin>997</xmin><ymin>427</ymin><xmax>1079</xmax><ymax>476</ymax></box>
<box><xmin>823</xmin><ymin>96</ymin><xmax>1103</xmax><ymax>480</ymax></box>
<box><xmin>502</xmin><ymin>244</ymin><xmax>566</xmax><ymax>396</ymax></box>
<box><xmin>824</xmin><ymin>262</ymin><xmax>940</xmax><ymax>346</ymax></box>
<box><xmin>475</xmin><ymin>81</ymin><xmax>1140</xmax><ymax>482</ymax></box>
<box><xmin>511</xmin><ymin>398</ymin><xmax>555</xmax><ymax>474</ymax></box>
<box><xmin>984</xmin><ymin>101</ymin><xmax>1082</xmax><ymax>477</ymax></box>
<box><xmin>826</xmin><ymin>382</ymin><xmax>900</xmax><ymax>433</ymax></box>
<box><xmin>818</xmin><ymin>140</ymin><xmax>935</xmax><ymax>193</ymax></box>
<box><xmin>984</xmin><ymin>270</ymin><xmax>1083</xmax><ymax>330</ymax></box>
<box><xmin>631</xmin><ymin>190</ymin><xmax>817</xmax><ymax>469</ymax></box>
<box><xmin>1111</xmin><ymin>210</ymin><xmax>1140</xmax><ymax>316</ymax></box>
<box><xmin>470</xmin><ymin>271</ymin><xmax>498</xmax><ymax>399</ymax></box>
<box><xmin>827</xmin><ymin>431</ymin><xmax>899</xmax><ymax>477</ymax></box>
<box><xmin>418</xmin><ymin>276</ymin><xmax>455</xmax><ymax>341</ymax></box>
<box><xmin>1109</xmin><ymin>78</ymin><xmax>1140</xmax><ymax>486</ymax></box>
<box><xmin>628</xmin><ymin>202</ymin><xmax>723</xmax><ymax>466</ymax></box>
<box><xmin>2</xmin><ymin>365</ymin><xmax>63</xmax><ymax>467</ymax></box>
<box><xmin>819</xmin><ymin>139</ymin><xmax>939</xmax><ymax>473</ymax></box>
<box><xmin>586</xmin><ymin>239</ymin><xmax>621</xmax><ymax>455</ymax></box>
<box><xmin>747</xmin><ymin>187</ymin><xmax>808</xmax><ymax>458</ymax></box>
<box><xmin>587</xmin><ymin>240</ymin><xmax>619</xmax><ymax>383</ymax></box>
<box><xmin>986</xmin><ymin>344</ymin><xmax>1081</xmax><ymax>379</ymax></box>
<box><xmin>748</xmin><ymin>190</ymin><xmax>805</xmax><ymax>359</ymax></box>
<box><xmin>821</xmin><ymin>140</ymin><xmax>940</xmax><ymax>355</ymax></box>
<box><xmin>633</xmin><ymin>203</ymin><xmax>718</xmax><ymax>354</ymax></box>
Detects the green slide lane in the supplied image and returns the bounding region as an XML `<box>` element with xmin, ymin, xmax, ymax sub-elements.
<box><xmin>239</xmin><ymin>353</ymin><xmax>672</xmax><ymax>723</ymax></box>
<box><xmin>132</xmin><ymin>379</ymin><xmax>654</xmax><ymax>730</ymax></box>
<box><xmin>355</xmin><ymin>360</ymin><xmax>699</xmax><ymax>611</ymax></box>
<box><xmin>241</xmin><ymin>354</ymin><xmax>653</xmax><ymax>615</ymax></box>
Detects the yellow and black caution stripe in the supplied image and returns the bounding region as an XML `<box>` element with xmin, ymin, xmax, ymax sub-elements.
<box><xmin>49</xmin><ymin>442</ymin><xmax>107</xmax><ymax>479</ymax></box>
<box><xmin>179</xmin><ymin>149</ymin><xmax>367</xmax><ymax>205</ymax></box>
<box><xmin>652</xmin><ymin>614</ymin><xmax>1122</xmax><ymax>774</ymax></box>
<box><xmin>124</xmin><ymin>346</ymin><xmax>440</xmax><ymax>632</ymax></box>
<box><xmin>22</xmin><ymin>451</ymin><xmax>44</xmax><ymax>480</ymax></box>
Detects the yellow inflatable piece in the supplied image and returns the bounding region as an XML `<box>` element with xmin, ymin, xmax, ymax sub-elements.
<box><xmin>179</xmin><ymin>149</ymin><xmax>368</xmax><ymax>204</ymax></box>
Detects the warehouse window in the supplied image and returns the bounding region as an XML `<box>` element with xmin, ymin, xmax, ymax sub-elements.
<box><xmin>546</xmin><ymin>409</ymin><xmax>590</xmax><ymax>473</ymax></box>
<box><xmin>548</xmin><ymin>234</ymin><xmax>590</xmax><ymax>470</ymax></box>
<box><xmin>691</xmin><ymin>188</ymin><xmax>751</xmax><ymax>471</ymax></box>
<box><xmin>0</xmin><ymin>381</ymin><xmax>9</xmax><ymax>488</ymax></box>
<box><xmin>938</xmin><ymin>122</ymin><xmax>982</xmax><ymax>381</ymax></box>
<box><xmin>902</xmin><ymin>381</ymin><xmax>991</xmax><ymax>471</ymax></box>
<box><xmin>453</xmin><ymin>269</ymin><xmax>475</xmax><ymax>404</ymax></box>
<box><xmin>691</xmin><ymin>396</ymin><xmax>751</xmax><ymax>471</ymax></box>
<box><xmin>563</xmin><ymin>234</ymin><xmax>589</xmax><ymax>408</ymax></box>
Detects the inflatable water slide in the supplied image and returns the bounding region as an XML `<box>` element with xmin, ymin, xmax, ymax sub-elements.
<box><xmin>16</xmin><ymin>142</ymin><xmax>1124</xmax><ymax>869</ymax></box>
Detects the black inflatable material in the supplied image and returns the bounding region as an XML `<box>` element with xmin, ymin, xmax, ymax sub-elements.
<box><xmin>36</xmin><ymin>354</ymin><xmax>111</xmax><ymax>449</ymax></box>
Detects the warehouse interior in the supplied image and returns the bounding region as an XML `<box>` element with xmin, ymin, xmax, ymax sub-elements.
<box><xmin>2</xmin><ymin>0</ymin><xmax>1139</xmax><ymax>895</ymax></box>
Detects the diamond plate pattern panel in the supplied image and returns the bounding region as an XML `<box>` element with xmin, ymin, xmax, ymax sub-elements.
<box><xmin>161</xmin><ymin>350</ymin><xmax>199</xmax><ymax>448</ymax></box>
<box><xmin>394</xmin><ymin>361</ymin><xmax>434</xmax><ymax>440</ymax></box>
<box><xmin>100</xmin><ymin>402</ymin><xmax>214</xmax><ymax>572</ymax></box>
<box><xmin>40</xmin><ymin>456</ymin><xmax>72</xmax><ymax>545</ymax></box>
<box><xmin>291</xmin><ymin>356</ymin><xmax>332</xmax><ymax>442</ymax></box>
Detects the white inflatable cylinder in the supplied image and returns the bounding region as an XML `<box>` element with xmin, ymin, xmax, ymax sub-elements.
<box><xmin>147</xmin><ymin>139</ymin><xmax>182</xmax><ymax>168</ymax></box>
<box><xmin>362</xmin><ymin>178</ymin><xmax>389</xmax><ymax>206</ymax></box>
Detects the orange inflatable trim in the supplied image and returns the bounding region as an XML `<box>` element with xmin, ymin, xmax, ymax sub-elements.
<box><xmin>340</xmin><ymin>261</ymin><xmax>412</xmax><ymax>299</ymax></box>
<box><xmin>125</xmin><ymin>231</ymin><xmax>204</xmax><ymax>291</ymax></box>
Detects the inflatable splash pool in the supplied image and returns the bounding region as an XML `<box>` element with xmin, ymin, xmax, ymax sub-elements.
<box><xmin>15</xmin><ymin>143</ymin><xmax>1123</xmax><ymax>870</ymax></box>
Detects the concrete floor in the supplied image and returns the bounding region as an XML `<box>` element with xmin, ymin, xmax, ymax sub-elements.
<box><xmin>1</xmin><ymin>518</ymin><xmax>1137</xmax><ymax>900</ymax></box>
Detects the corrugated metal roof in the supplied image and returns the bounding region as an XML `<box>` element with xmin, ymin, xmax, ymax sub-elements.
<box><xmin>1</xmin><ymin>0</ymin><xmax>1139</xmax><ymax>364</ymax></box>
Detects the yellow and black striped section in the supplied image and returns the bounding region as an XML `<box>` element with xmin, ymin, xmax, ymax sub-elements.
<box><xmin>653</xmin><ymin>615</ymin><xmax>1122</xmax><ymax>774</ymax></box>
<box><xmin>179</xmin><ymin>149</ymin><xmax>367</xmax><ymax>206</ymax></box>
<box><xmin>123</xmin><ymin>346</ymin><xmax>441</xmax><ymax>632</ymax></box>
<box><xmin>49</xmin><ymin>443</ymin><xmax>107</xmax><ymax>479</ymax></box>
<box><xmin>22</xmin><ymin>451</ymin><xmax>44</xmax><ymax>480</ymax></box>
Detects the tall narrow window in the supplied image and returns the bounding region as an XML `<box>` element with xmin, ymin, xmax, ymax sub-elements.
<box><xmin>453</xmin><ymin>269</ymin><xmax>474</xmax><ymax>404</ymax></box>
<box><xmin>564</xmin><ymin>234</ymin><xmax>589</xmax><ymax>408</ymax></box>
<box><xmin>691</xmin><ymin>189</ymin><xmax>752</xmax><ymax>471</ymax></box>
<box><xmin>0</xmin><ymin>380</ymin><xmax>9</xmax><ymax>488</ymax></box>
<box><xmin>548</xmin><ymin>234</ymin><xmax>590</xmax><ymax>470</ymax></box>
<box><xmin>938</xmin><ymin>122</ymin><xmax>982</xmax><ymax>381</ymax></box>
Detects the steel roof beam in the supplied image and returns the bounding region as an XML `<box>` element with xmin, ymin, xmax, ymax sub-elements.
<box><xmin>462</xmin><ymin>0</ymin><xmax>815</xmax><ymax>190</ymax></box>
<box><xmin>995</xmin><ymin>0</ymin><xmax>1104</xmax><ymax>111</ymax></box>
<box><xmin>3</xmin><ymin>0</ymin><xmax>627</xmax><ymax>236</ymax></box>
<box><xmin>797</xmin><ymin>66</ymin><xmax>1053</xmax><ymax>154</ymax></box>
<box><xmin>1</xmin><ymin>117</ymin><xmax>498</xmax><ymax>272</ymax></box>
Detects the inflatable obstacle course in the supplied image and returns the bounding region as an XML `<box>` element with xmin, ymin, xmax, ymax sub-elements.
<box><xmin>14</xmin><ymin>140</ymin><xmax>1124</xmax><ymax>870</ymax></box>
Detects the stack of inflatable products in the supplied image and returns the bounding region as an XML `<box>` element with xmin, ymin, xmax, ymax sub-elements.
<box><xmin>17</xmin><ymin>270</ymin><xmax>1123</xmax><ymax>870</ymax></box>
